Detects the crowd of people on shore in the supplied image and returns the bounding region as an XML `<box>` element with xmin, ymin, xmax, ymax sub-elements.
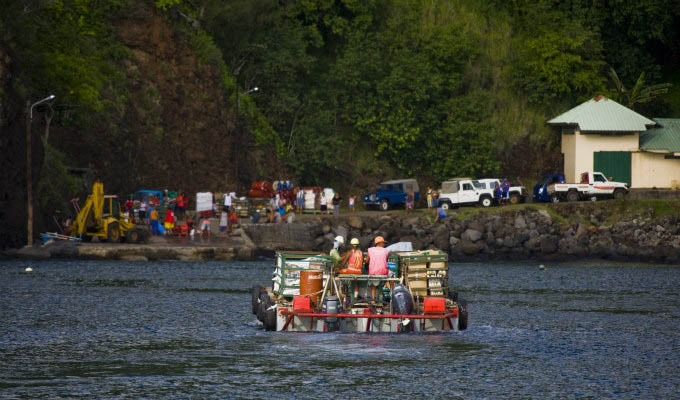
<box><xmin>124</xmin><ymin>178</ymin><xmax>521</xmax><ymax>236</ymax></box>
<box><xmin>124</xmin><ymin>190</ymin><xmax>241</xmax><ymax>239</ymax></box>
<box><xmin>250</xmin><ymin>188</ymin><xmax>359</xmax><ymax>224</ymax></box>
<box><xmin>124</xmin><ymin>190</ymin><xmax>187</xmax><ymax>236</ymax></box>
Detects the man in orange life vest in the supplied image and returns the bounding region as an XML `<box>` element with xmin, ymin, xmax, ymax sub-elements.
<box><xmin>338</xmin><ymin>238</ymin><xmax>363</xmax><ymax>300</ymax></box>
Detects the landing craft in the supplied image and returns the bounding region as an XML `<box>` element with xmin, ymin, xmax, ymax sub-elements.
<box><xmin>253</xmin><ymin>250</ymin><xmax>468</xmax><ymax>333</ymax></box>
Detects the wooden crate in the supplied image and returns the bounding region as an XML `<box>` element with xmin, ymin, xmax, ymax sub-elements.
<box><xmin>409</xmin><ymin>280</ymin><xmax>428</xmax><ymax>290</ymax></box>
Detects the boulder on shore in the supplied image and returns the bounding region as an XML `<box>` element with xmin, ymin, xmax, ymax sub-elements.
<box><xmin>462</xmin><ymin>229</ymin><xmax>483</xmax><ymax>242</ymax></box>
<box><xmin>456</xmin><ymin>239</ymin><xmax>483</xmax><ymax>255</ymax></box>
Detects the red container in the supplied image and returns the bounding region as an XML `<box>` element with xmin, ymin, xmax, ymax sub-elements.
<box><xmin>424</xmin><ymin>297</ymin><xmax>446</xmax><ymax>313</ymax></box>
<box><xmin>250</xmin><ymin>181</ymin><xmax>273</xmax><ymax>192</ymax></box>
<box><xmin>293</xmin><ymin>296</ymin><xmax>313</xmax><ymax>312</ymax></box>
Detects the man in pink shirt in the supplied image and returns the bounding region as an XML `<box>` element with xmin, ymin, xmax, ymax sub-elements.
<box><xmin>365</xmin><ymin>236</ymin><xmax>390</xmax><ymax>302</ymax></box>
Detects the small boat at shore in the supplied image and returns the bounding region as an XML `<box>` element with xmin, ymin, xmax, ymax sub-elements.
<box><xmin>252</xmin><ymin>250</ymin><xmax>468</xmax><ymax>333</ymax></box>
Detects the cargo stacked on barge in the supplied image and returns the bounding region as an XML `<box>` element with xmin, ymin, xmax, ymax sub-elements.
<box><xmin>252</xmin><ymin>250</ymin><xmax>468</xmax><ymax>333</ymax></box>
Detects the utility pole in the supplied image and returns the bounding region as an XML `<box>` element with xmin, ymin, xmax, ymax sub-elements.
<box><xmin>26</xmin><ymin>100</ymin><xmax>32</xmax><ymax>246</ymax></box>
<box><xmin>26</xmin><ymin>95</ymin><xmax>55</xmax><ymax>246</ymax></box>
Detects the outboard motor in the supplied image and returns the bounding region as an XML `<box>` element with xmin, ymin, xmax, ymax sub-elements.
<box><xmin>324</xmin><ymin>296</ymin><xmax>340</xmax><ymax>332</ymax></box>
<box><xmin>392</xmin><ymin>284</ymin><xmax>413</xmax><ymax>315</ymax></box>
<box><xmin>457</xmin><ymin>298</ymin><xmax>469</xmax><ymax>330</ymax></box>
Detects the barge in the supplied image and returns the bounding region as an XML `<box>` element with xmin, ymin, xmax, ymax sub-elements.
<box><xmin>252</xmin><ymin>250</ymin><xmax>468</xmax><ymax>333</ymax></box>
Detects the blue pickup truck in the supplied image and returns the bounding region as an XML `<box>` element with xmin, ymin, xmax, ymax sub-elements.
<box><xmin>364</xmin><ymin>179</ymin><xmax>420</xmax><ymax>211</ymax></box>
<box><xmin>533</xmin><ymin>173</ymin><xmax>566</xmax><ymax>202</ymax></box>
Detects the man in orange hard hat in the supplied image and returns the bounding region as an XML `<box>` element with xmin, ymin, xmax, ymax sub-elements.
<box><xmin>365</xmin><ymin>236</ymin><xmax>390</xmax><ymax>303</ymax></box>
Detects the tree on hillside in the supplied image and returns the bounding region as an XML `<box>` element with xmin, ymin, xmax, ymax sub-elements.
<box><xmin>607</xmin><ymin>68</ymin><xmax>672</xmax><ymax>111</ymax></box>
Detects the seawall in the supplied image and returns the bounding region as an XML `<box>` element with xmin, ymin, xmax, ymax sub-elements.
<box><xmin>244</xmin><ymin>203</ymin><xmax>680</xmax><ymax>264</ymax></box>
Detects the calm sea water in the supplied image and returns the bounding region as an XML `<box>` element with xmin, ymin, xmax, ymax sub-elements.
<box><xmin>1</xmin><ymin>259</ymin><xmax>679</xmax><ymax>398</ymax></box>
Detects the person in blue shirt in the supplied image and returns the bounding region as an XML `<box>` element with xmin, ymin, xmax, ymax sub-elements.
<box><xmin>494</xmin><ymin>181</ymin><xmax>502</xmax><ymax>204</ymax></box>
<box><xmin>501</xmin><ymin>178</ymin><xmax>510</xmax><ymax>204</ymax></box>
<box><xmin>434</xmin><ymin>206</ymin><xmax>447</xmax><ymax>223</ymax></box>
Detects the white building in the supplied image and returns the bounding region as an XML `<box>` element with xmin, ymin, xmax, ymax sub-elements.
<box><xmin>548</xmin><ymin>96</ymin><xmax>680</xmax><ymax>189</ymax></box>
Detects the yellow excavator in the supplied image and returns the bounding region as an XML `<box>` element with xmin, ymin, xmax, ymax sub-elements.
<box><xmin>72</xmin><ymin>182</ymin><xmax>149</xmax><ymax>243</ymax></box>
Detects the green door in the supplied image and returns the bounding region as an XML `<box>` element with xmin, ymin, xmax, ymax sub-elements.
<box><xmin>594</xmin><ymin>152</ymin><xmax>631</xmax><ymax>185</ymax></box>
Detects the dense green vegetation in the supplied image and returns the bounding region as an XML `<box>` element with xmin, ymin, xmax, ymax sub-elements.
<box><xmin>164</xmin><ymin>0</ymin><xmax>680</xmax><ymax>186</ymax></box>
<box><xmin>3</xmin><ymin>0</ymin><xmax>679</xmax><ymax>192</ymax></box>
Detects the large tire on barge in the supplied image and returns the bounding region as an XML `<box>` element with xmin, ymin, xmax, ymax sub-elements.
<box><xmin>257</xmin><ymin>290</ymin><xmax>269</xmax><ymax>322</ymax></box>
<box><xmin>458</xmin><ymin>299</ymin><xmax>468</xmax><ymax>330</ymax></box>
<box><xmin>251</xmin><ymin>286</ymin><xmax>263</xmax><ymax>315</ymax></box>
<box><xmin>257</xmin><ymin>291</ymin><xmax>270</xmax><ymax>322</ymax></box>
<box><xmin>264</xmin><ymin>300</ymin><xmax>277</xmax><ymax>331</ymax></box>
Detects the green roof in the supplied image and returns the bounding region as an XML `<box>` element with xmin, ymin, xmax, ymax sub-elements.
<box><xmin>640</xmin><ymin>118</ymin><xmax>680</xmax><ymax>153</ymax></box>
<box><xmin>548</xmin><ymin>96</ymin><xmax>656</xmax><ymax>132</ymax></box>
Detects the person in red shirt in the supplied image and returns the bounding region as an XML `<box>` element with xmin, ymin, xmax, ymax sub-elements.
<box><xmin>125</xmin><ymin>195</ymin><xmax>134</xmax><ymax>213</ymax></box>
<box><xmin>164</xmin><ymin>209</ymin><xmax>175</xmax><ymax>234</ymax></box>
<box><xmin>176</xmin><ymin>193</ymin><xmax>186</xmax><ymax>219</ymax></box>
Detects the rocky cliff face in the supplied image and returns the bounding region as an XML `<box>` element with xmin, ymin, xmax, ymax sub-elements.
<box><xmin>0</xmin><ymin>5</ymin><xmax>275</xmax><ymax>248</ymax></box>
<box><xmin>64</xmin><ymin>6</ymin><xmax>244</xmax><ymax>193</ymax></box>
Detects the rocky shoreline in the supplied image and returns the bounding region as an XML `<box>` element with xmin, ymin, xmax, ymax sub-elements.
<box><xmin>5</xmin><ymin>203</ymin><xmax>680</xmax><ymax>264</ymax></box>
<box><xmin>245</xmin><ymin>203</ymin><xmax>680</xmax><ymax>264</ymax></box>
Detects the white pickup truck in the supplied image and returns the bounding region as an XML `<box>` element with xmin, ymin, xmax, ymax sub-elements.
<box><xmin>474</xmin><ymin>179</ymin><xmax>527</xmax><ymax>205</ymax></box>
<box><xmin>438</xmin><ymin>179</ymin><xmax>495</xmax><ymax>209</ymax></box>
<box><xmin>549</xmin><ymin>172</ymin><xmax>628</xmax><ymax>202</ymax></box>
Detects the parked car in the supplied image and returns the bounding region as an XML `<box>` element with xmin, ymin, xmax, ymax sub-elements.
<box><xmin>474</xmin><ymin>179</ymin><xmax>527</xmax><ymax>204</ymax></box>
<box><xmin>438</xmin><ymin>179</ymin><xmax>495</xmax><ymax>209</ymax></box>
<box><xmin>364</xmin><ymin>179</ymin><xmax>420</xmax><ymax>211</ymax></box>
<box><xmin>549</xmin><ymin>172</ymin><xmax>628</xmax><ymax>202</ymax></box>
<box><xmin>533</xmin><ymin>173</ymin><xmax>566</xmax><ymax>203</ymax></box>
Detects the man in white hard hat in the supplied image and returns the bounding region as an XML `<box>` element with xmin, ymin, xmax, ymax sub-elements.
<box><xmin>329</xmin><ymin>235</ymin><xmax>344</xmax><ymax>268</ymax></box>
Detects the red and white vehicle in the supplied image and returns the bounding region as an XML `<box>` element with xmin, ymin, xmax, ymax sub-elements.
<box><xmin>549</xmin><ymin>172</ymin><xmax>628</xmax><ymax>202</ymax></box>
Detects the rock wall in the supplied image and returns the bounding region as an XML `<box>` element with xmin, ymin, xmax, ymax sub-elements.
<box><xmin>243</xmin><ymin>208</ymin><xmax>680</xmax><ymax>264</ymax></box>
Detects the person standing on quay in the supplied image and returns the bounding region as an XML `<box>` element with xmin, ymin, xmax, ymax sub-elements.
<box><xmin>348</xmin><ymin>194</ymin><xmax>356</xmax><ymax>213</ymax></box>
<box><xmin>223</xmin><ymin>191</ymin><xmax>234</xmax><ymax>213</ymax></box>
<box><xmin>502</xmin><ymin>178</ymin><xmax>510</xmax><ymax>205</ymax></box>
<box><xmin>164</xmin><ymin>208</ymin><xmax>175</xmax><ymax>234</ymax></box>
<box><xmin>332</xmin><ymin>193</ymin><xmax>342</xmax><ymax>216</ymax></box>
<box><xmin>405</xmin><ymin>190</ymin><xmax>414</xmax><ymax>214</ymax></box>
<box><xmin>320</xmin><ymin>192</ymin><xmax>328</xmax><ymax>215</ymax></box>
<box><xmin>149</xmin><ymin>206</ymin><xmax>160</xmax><ymax>235</ymax></box>
<box><xmin>296</xmin><ymin>187</ymin><xmax>305</xmax><ymax>214</ymax></box>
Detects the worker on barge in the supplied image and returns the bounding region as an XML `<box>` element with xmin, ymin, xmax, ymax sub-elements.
<box><xmin>338</xmin><ymin>238</ymin><xmax>363</xmax><ymax>300</ymax></box>
<box><xmin>329</xmin><ymin>236</ymin><xmax>344</xmax><ymax>268</ymax></box>
<box><xmin>365</xmin><ymin>236</ymin><xmax>390</xmax><ymax>303</ymax></box>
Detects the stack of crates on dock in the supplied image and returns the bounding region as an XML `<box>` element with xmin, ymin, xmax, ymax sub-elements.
<box><xmin>232</xmin><ymin>199</ymin><xmax>250</xmax><ymax>218</ymax></box>
<box><xmin>399</xmin><ymin>250</ymin><xmax>448</xmax><ymax>298</ymax></box>
<box><xmin>272</xmin><ymin>252</ymin><xmax>332</xmax><ymax>298</ymax></box>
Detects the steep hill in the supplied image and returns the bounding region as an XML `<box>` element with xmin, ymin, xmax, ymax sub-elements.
<box><xmin>0</xmin><ymin>3</ymin><xmax>275</xmax><ymax>248</ymax></box>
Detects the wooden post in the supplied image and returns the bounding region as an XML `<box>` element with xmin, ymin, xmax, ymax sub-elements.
<box><xmin>26</xmin><ymin>100</ymin><xmax>33</xmax><ymax>246</ymax></box>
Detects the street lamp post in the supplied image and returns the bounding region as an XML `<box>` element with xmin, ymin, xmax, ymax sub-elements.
<box><xmin>26</xmin><ymin>94</ymin><xmax>55</xmax><ymax>246</ymax></box>
<box><xmin>237</xmin><ymin>86</ymin><xmax>258</xmax><ymax>112</ymax></box>
<box><xmin>234</xmin><ymin>87</ymin><xmax>258</xmax><ymax>188</ymax></box>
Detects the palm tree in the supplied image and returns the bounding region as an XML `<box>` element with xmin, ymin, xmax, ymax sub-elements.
<box><xmin>608</xmin><ymin>68</ymin><xmax>671</xmax><ymax>110</ymax></box>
